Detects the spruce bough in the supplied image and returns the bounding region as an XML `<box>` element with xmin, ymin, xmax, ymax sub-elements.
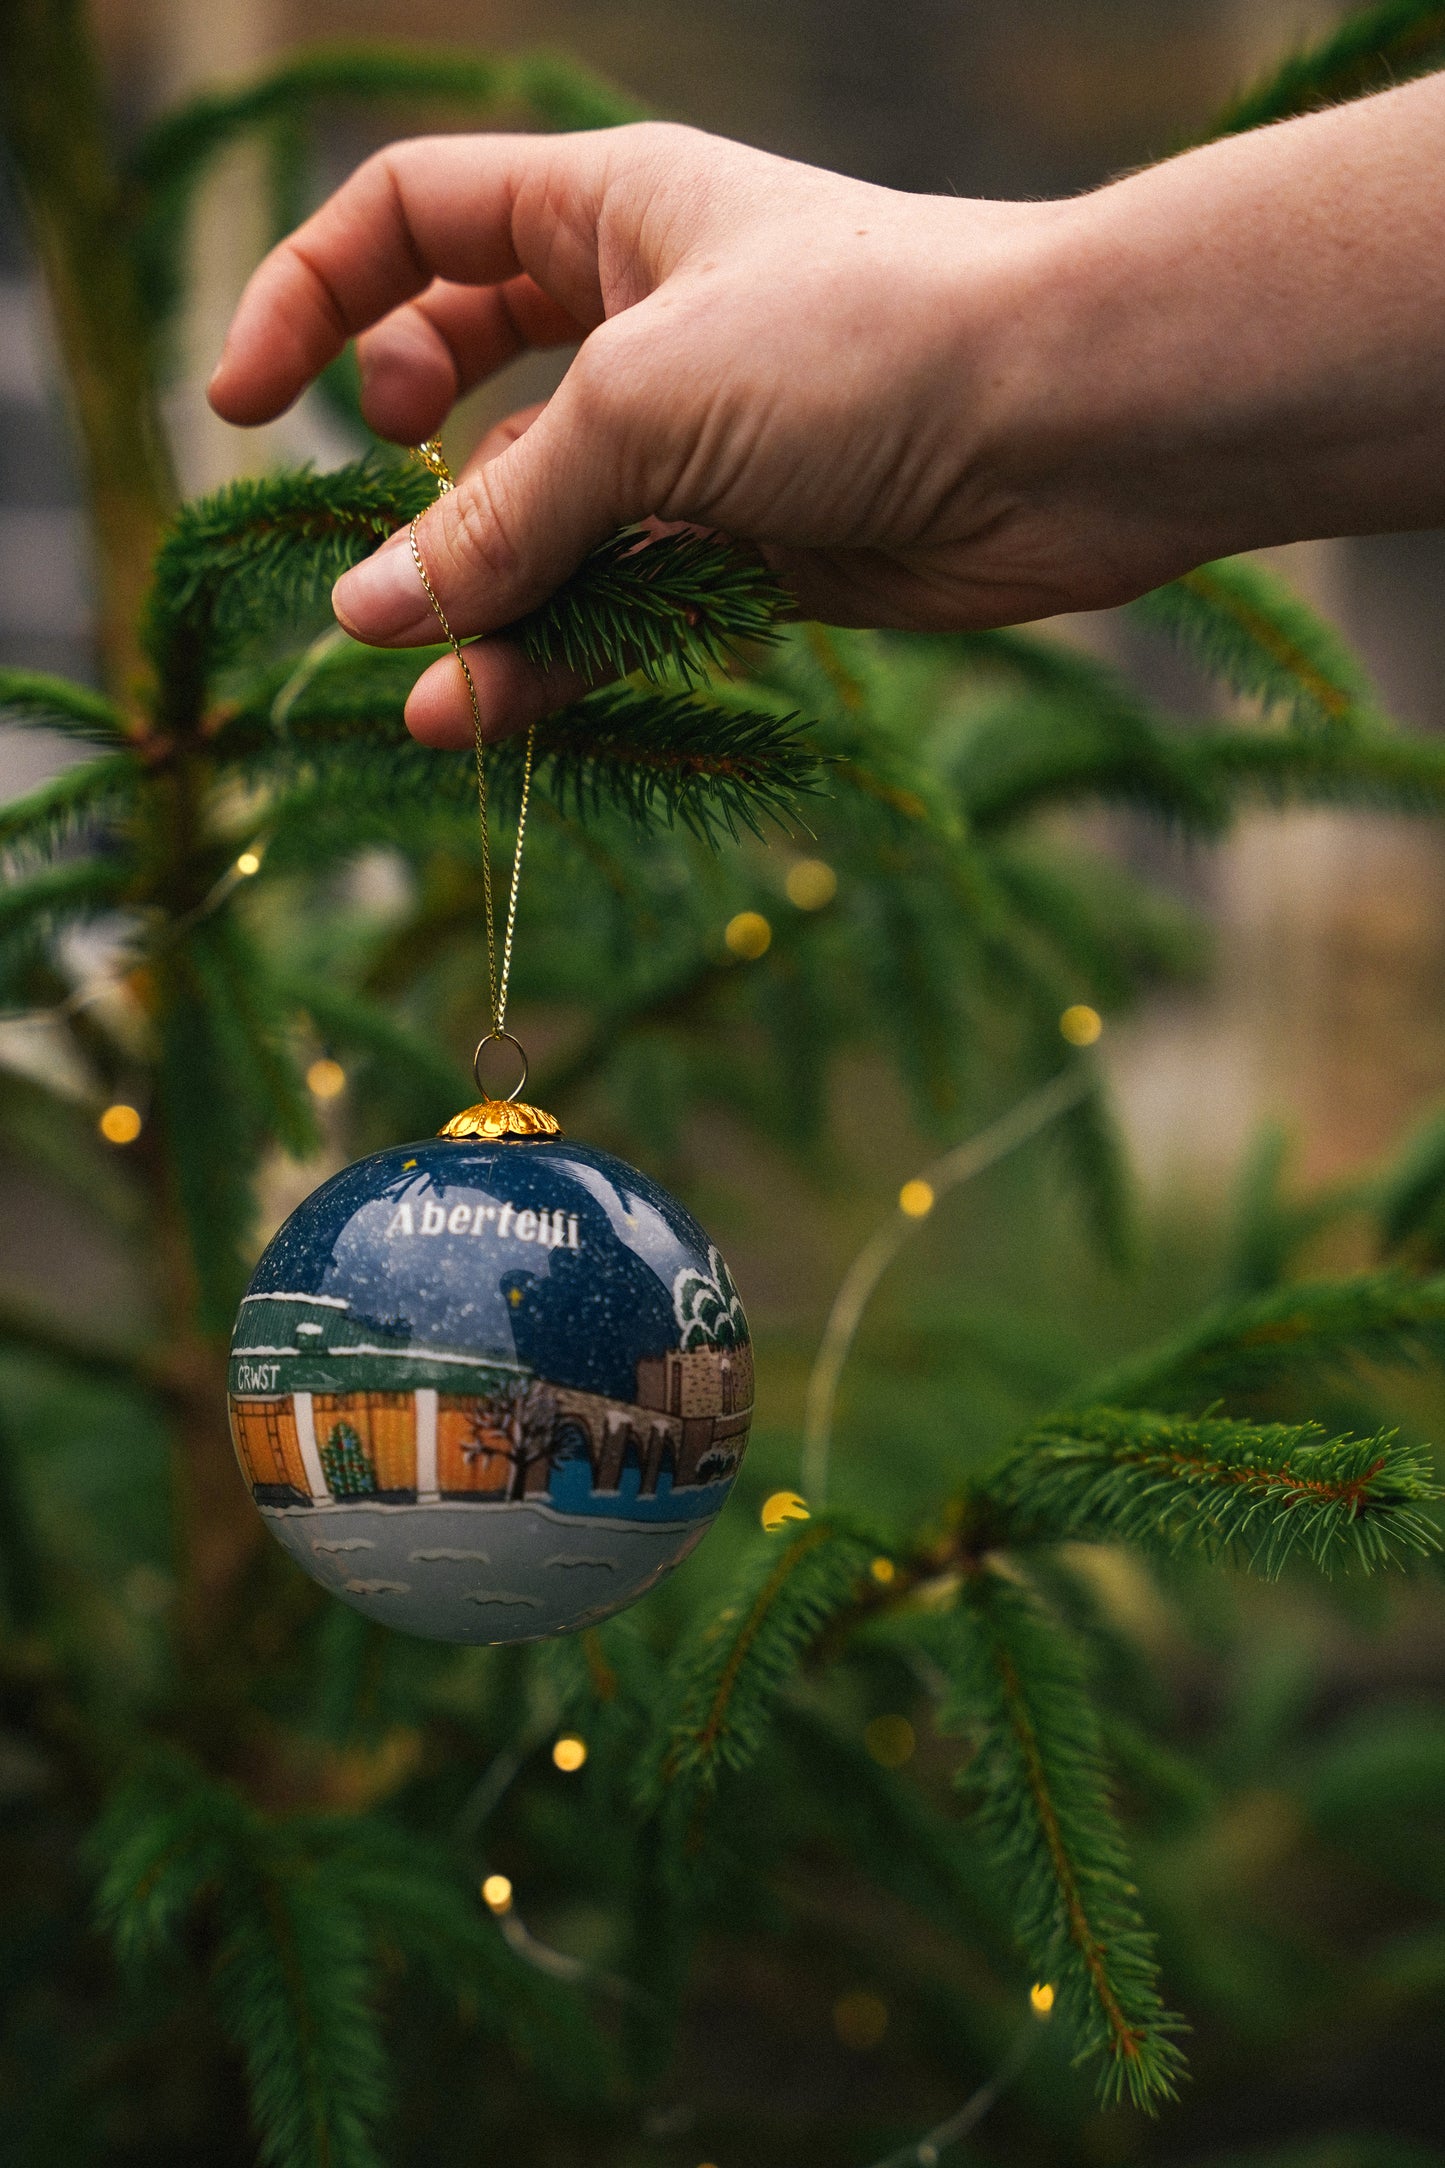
<box><xmin>1</xmin><ymin>4</ymin><xmax>1444</xmax><ymax>2162</ymax></box>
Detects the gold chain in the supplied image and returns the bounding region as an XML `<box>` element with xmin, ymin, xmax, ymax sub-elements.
<box><xmin>408</xmin><ymin>441</ymin><xmax>535</xmax><ymax>1040</ymax></box>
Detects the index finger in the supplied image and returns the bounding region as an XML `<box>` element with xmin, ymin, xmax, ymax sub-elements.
<box><xmin>207</xmin><ymin>129</ymin><xmax>618</xmax><ymax>425</ymax></box>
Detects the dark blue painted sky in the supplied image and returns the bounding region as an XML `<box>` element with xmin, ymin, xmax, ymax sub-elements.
<box><xmin>247</xmin><ymin>1139</ymin><xmax>742</xmax><ymax>1403</ymax></box>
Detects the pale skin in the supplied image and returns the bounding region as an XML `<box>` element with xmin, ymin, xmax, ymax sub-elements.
<box><xmin>208</xmin><ymin>75</ymin><xmax>1445</xmax><ymax>747</ymax></box>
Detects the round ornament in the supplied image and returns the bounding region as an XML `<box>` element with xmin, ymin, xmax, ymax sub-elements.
<box><xmin>227</xmin><ymin>1108</ymin><xmax>753</xmax><ymax>1643</ymax></box>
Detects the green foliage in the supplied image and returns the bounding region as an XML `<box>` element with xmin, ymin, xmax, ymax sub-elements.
<box><xmin>0</xmin><ymin>667</ymin><xmax>128</xmax><ymax>745</ymax></box>
<box><xmin>649</xmin><ymin>1521</ymin><xmax>875</xmax><ymax>1812</ymax></box>
<box><xmin>991</xmin><ymin>1407</ymin><xmax>1441</xmax><ymax>1575</ymax></box>
<box><xmin>1081</xmin><ymin>1271</ymin><xmax>1445</xmax><ymax>1410</ymax></box>
<box><xmin>1131</xmin><ymin>556</ymin><xmax>1381</xmax><ymax>733</ymax></box>
<box><xmin>516</xmin><ymin>526</ymin><xmax>787</xmax><ymax>687</ymax></box>
<box><xmin>126</xmin><ymin>42</ymin><xmax>641</xmax><ymax>336</ymax></box>
<box><xmin>1210</xmin><ymin>0</ymin><xmax>1445</xmax><ymax>137</ymax></box>
<box><xmin>941</xmin><ymin>1568</ymin><xmax>1187</xmax><ymax>2107</ymax></box>
<box><xmin>3</xmin><ymin>4</ymin><xmax>1445</xmax><ymax>2163</ymax></box>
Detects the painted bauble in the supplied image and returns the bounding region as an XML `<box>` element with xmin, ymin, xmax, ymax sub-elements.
<box><xmin>227</xmin><ymin>1122</ymin><xmax>752</xmax><ymax>1643</ymax></box>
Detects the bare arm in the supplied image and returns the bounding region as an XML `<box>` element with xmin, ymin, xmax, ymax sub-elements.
<box><xmin>208</xmin><ymin>77</ymin><xmax>1445</xmax><ymax>743</ymax></box>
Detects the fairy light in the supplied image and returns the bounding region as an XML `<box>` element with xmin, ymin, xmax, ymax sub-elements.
<box><xmin>724</xmin><ymin>909</ymin><xmax>772</xmax><ymax>960</ymax></box>
<box><xmin>98</xmin><ymin>1102</ymin><xmax>142</xmax><ymax>1145</ymax></box>
<box><xmin>481</xmin><ymin>1874</ymin><xmax>513</xmax><ymax>1914</ymax></box>
<box><xmin>898</xmin><ymin>1178</ymin><xmax>934</xmax><ymax>1219</ymax></box>
<box><xmin>306</xmin><ymin>1057</ymin><xmax>346</xmax><ymax>1100</ymax></box>
<box><xmin>551</xmin><ymin>1734</ymin><xmax>587</xmax><ymax>1773</ymax></box>
<box><xmin>833</xmin><ymin>1989</ymin><xmax>889</xmax><ymax>2051</ymax></box>
<box><xmin>785</xmin><ymin>858</ymin><xmax>837</xmax><ymax>911</ymax></box>
<box><xmin>869</xmin><ymin>1556</ymin><xmax>896</xmax><ymax>1586</ymax></box>
<box><xmin>235</xmin><ymin>849</ymin><xmax>262</xmax><ymax>877</ymax></box>
<box><xmin>864</xmin><ymin>1715</ymin><xmax>915</xmax><ymax>1769</ymax></box>
<box><xmin>1059</xmin><ymin>1004</ymin><xmax>1102</xmax><ymax>1047</ymax></box>
<box><xmin>761</xmin><ymin>1490</ymin><xmax>810</xmax><ymax>1532</ymax></box>
<box><xmin>1029</xmin><ymin>1981</ymin><xmax>1055</xmax><ymax>2016</ymax></box>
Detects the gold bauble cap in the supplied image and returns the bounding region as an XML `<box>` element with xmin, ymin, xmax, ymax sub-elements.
<box><xmin>438</xmin><ymin>1098</ymin><xmax>561</xmax><ymax>1142</ymax></box>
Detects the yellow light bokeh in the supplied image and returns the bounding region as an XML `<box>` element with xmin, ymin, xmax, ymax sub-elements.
<box><xmin>785</xmin><ymin>857</ymin><xmax>837</xmax><ymax>911</ymax></box>
<box><xmin>760</xmin><ymin>1490</ymin><xmax>811</xmax><ymax>1533</ymax></box>
<box><xmin>99</xmin><ymin>1102</ymin><xmax>142</xmax><ymax>1145</ymax></box>
<box><xmin>724</xmin><ymin>909</ymin><xmax>772</xmax><ymax>960</ymax></box>
<box><xmin>306</xmin><ymin>1057</ymin><xmax>347</xmax><ymax>1100</ymax></box>
<box><xmin>235</xmin><ymin>849</ymin><xmax>262</xmax><ymax>877</ymax></box>
<box><xmin>898</xmin><ymin>1178</ymin><xmax>935</xmax><ymax>1219</ymax></box>
<box><xmin>1030</xmin><ymin>1980</ymin><xmax>1056</xmax><ymax>2016</ymax></box>
<box><xmin>481</xmin><ymin>1873</ymin><xmax>513</xmax><ymax>1914</ymax></box>
<box><xmin>864</xmin><ymin>1714</ymin><xmax>916</xmax><ymax>1769</ymax></box>
<box><xmin>552</xmin><ymin>1734</ymin><xmax>587</xmax><ymax>1773</ymax></box>
<box><xmin>833</xmin><ymin>1989</ymin><xmax>889</xmax><ymax>2051</ymax></box>
<box><xmin>1059</xmin><ymin>1003</ymin><xmax>1103</xmax><ymax>1047</ymax></box>
<box><xmin>869</xmin><ymin>1556</ymin><xmax>896</xmax><ymax>1586</ymax></box>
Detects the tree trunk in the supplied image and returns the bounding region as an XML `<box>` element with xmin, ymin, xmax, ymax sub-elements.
<box><xmin>0</xmin><ymin>0</ymin><xmax>174</xmax><ymax>706</ymax></box>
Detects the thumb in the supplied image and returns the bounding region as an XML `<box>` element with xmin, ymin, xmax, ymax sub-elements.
<box><xmin>331</xmin><ymin>332</ymin><xmax>651</xmax><ymax>646</ymax></box>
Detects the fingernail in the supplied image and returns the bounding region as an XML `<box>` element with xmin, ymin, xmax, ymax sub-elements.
<box><xmin>333</xmin><ymin>531</ymin><xmax>432</xmax><ymax>640</ymax></box>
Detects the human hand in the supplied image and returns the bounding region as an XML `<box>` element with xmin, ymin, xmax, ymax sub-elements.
<box><xmin>207</xmin><ymin>122</ymin><xmax>1072</xmax><ymax>744</ymax></box>
<box><xmin>209</xmin><ymin>79</ymin><xmax>1445</xmax><ymax>746</ymax></box>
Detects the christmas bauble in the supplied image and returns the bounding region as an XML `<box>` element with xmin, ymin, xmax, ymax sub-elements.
<box><xmin>227</xmin><ymin>1112</ymin><xmax>752</xmax><ymax>1643</ymax></box>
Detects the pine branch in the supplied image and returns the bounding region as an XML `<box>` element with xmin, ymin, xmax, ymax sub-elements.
<box><xmin>250</xmin><ymin>684</ymin><xmax>821</xmax><ymax>854</ymax></box>
<box><xmin>0</xmin><ymin>754</ymin><xmax>137</xmax><ymax>865</ymax></box>
<box><xmin>0</xmin><ymin>667</ymin><xmax>129</xmax><ymax>745</ymax></box>
<box><xmin>152</xmin><ymin>941</ymin><xmax>268</xmax><ymax>1332</ymax></box>
<box><xmin>127</xmin><ymin>43</ymin><xmax>640</xmax><ymax>332</ymax></box>
<box><xmin>513</xmin><ymin>527</ymin><xmax>788</xmax><ymax>687</ymax></box>
<box><xmin>0</xmin><ymin>855</ymin><xmax>134</xmax><ymax>956</ymax></box>
<box><xmin>648</xmin><ymin>1522</ymin><xmax>874</xmax><ymax>1813</ymax></box>
<box><xmin>1078</xmin><ymin>1271</ymin><xmax>1445</xmax><ymax>1411</ymax></box>
<box><xmin>1374</xmin><ymin>1100</ymin><xmax>1445</xmax><ymax>1254</ymax></box>
<box><xmin>951</xmin><ymin>692</ymin><xmax>1227</xmax><ymax>837</ymax></box>
<box><xmin>1194</xmin><ymin>724</ymin><xmax>1445</xmax><ymax>814</ymax></box>
<box><xmin>146</xmin><ymin>456</ymin><xmax>432</xmax><ymax>727</ymax></box>
<box><xmin>95</xmin><ymin>1765</ymin><xmax>388</xmax><ymax>2168</ymax></box>
<box><xmin>282</xmin><ymin>973</ymin><xmax>474</xmax><ymax>1127</ymax></box>
<box><xmin>943</xmin><ymin>1567</ymin><xmax>1187</xmax><ymax>2108</ymax></box>
<box><xmin>186</xmin><ymin>917</ymin><xmax>320</xmax><ymax>1163</ymax></box>
<box><xmin>212</xmin><ymin>1844</ymin><xmax>388</xmax><ymax>2168</ymax></box>
<box><xmin>1131</xmin><ymin>558</ymin><xmax>1378</xmax><ymax>733</ymax></box>
<box><xmin>990</xmin><ymin>1407</ymin><xmax>1441</xmax><ymax>1575</ymax></box>
<box><xmin>1207</xmin><ymin>1</ymin><xmax>1445</xmax><ymax>139</ymax></box>
<box><xmin>525</xmin><ymin>684</ymin><xmax>820</xmax><ymax>840</ymax></box>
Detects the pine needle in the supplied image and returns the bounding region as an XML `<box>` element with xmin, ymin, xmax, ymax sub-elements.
<box><xmin>991</xmin><ymin>1407</ymin><xmax>1441</xmax><ymax>1575</ymax></box>
<box><xmin>649</xmin><ymin>1522</ymin><xmax>873</xmax><ymax>1810</ymax></box>
<box><xmin>513</xmin><ymin>527</ymin><xmax>788</xmax><ymax>687</ymax></box>
<box><xmin>942</xmin><ymin>1568</ymin><xmax>1188</xmax><ymax>2109</ymax></box>
<box><xmin>0</xmin><ymin>666</ymin><xmax>129</xmax><ymax>745</ymax></box>
<box><xmin>145</xmin><ymin>455</ymin><xmax>432</xmax><ymax>721</ymax></box>
<box><xmin>1081</xmin><ymin>1271</ymin><xmax>1445</xmax><ymax>1410</ymax></box>
<box><xmin>1131</xmin><ymin>559</ymin><xmax>1379</xmax><ymax>734</ymax></box>
<box><xmin>0</xmin><ymin>753</ymin><xmax>138</xmax><ymax>865</ymax></box>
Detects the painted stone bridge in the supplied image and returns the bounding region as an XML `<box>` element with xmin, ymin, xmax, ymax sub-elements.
<box><xmin>229</xmin><ymin>1289</ymin><xmax>752</xmax><ymax>1517</ymax></box>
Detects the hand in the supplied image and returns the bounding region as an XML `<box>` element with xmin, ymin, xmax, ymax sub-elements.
<box><xmin>209</xmin><ymin>80</ymin><xmax>1445</xmax><ymax>746</ymax></box>
<box><xmin>207</xmin><ymin>121</ymin><xmax>1072</xmax><ymax>743</ymax></box>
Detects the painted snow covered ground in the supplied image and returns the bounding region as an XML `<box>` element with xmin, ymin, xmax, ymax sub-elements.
<box><xmin>260</xmin><ymin>1496</ymin><xmax>718</xmax><ymax>1642</ymax></box>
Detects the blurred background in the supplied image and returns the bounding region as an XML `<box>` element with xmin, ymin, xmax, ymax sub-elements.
<box><xmin>5</xmin><ymin>4</ymin><xmax>1445</xmax><ymax>2162</ymax></box>
<box><xmin>10</xmin><ymin>0</ymin><xmax>1445</xmax><ymax>1220</ymax></box>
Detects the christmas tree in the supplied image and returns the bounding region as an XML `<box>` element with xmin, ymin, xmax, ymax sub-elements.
<box><xmin>3</xmin><ymin>2</ymin><xmax>1445</xmax><ymax>2161</ymax></box>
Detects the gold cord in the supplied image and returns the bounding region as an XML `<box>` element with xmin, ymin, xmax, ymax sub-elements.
<box><xmin>408</xmin><ymin>440</ymin><xmax>535</xmax><ymax>1039</ymax></box>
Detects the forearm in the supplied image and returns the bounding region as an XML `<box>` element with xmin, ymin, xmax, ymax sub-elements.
<box><xmin>992</xmin><ymin>72</ymin><xmax>1445</xmax><ymax>594</ymax></box>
